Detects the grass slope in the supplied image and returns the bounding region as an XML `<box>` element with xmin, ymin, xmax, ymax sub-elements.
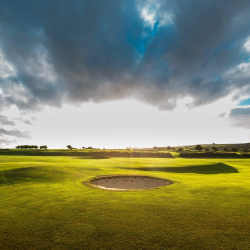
<box><xmin>0</xmin><ymin>149</ymin><xmax>174</xmax><ymax>158</ymax></box>
<box><xmin>0</xmin><ymin>155</ymin><xmax>250</xmax><ymax>249</ymax></box>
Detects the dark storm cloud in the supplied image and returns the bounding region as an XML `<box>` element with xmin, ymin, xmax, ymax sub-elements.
<box><xmin>0</xmin><ymin>128</ymin><xmax>31</xmax><ymax>139</ymax></box>
<box><xmin>0</xmin><ymin>114</ymin><xmax>15</xmax><ymax>126</ymax></box>
<box><xmin>13</xmin><ymin>117</ymin><xmax>32</xmax><ymax>125</ymax></box>
<box><xmin>0</xmin><ymin>113</ymin><xmax>33</xmax><ymax>144</ymax></box>
<box><xmin>218</xmin><ymin>112</ymin><xmax>227</xmax><ymax>118</ymax></box>
<box><xmin>0</xmin><ymin>138</ymin><xmax>17</xmax><ymax>146</ymax></box>
<box><xmin>23</xmin><ymin>120</ymin><xmax>32</xmax><ymax>125</ymax></box>
<box><xmin>0</xmin><ymin>0</ymin><xmax>250</xmax><ymax>112</ymax></box>
<box><xmin>229</xmin><ymin>107</ymin><xmax>250</xmax><ymax>129</ymax></box>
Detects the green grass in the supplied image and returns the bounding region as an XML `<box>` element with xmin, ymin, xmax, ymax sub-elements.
<box><xmin>0</xmin><ymin>154</ymin><xmax>250</xmax><ymax>249</ymax></box>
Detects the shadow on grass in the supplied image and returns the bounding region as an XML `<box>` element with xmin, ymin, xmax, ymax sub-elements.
<box><xmin>74</xmin><ymin>155</ymin><xmax>110</xmax><ymax>159</ymax></box>
<box><xmin>0</xmin><ymin>167</ymin><xmax>66</xmax><ymax>185</ymax></box>
<box><xmin>120</xmin><ymin>163</ymin><xmax>239</xmax><ymax>174</ymax></box>
<box><xmin>0</xmin><ymin>150</ymin><xmax>173</xmax><ymax>158</ymax></box>
<box><xmin>0</xmin><ymin>151</ymin><xmax>111</xmax><ymax>158</ymax></box>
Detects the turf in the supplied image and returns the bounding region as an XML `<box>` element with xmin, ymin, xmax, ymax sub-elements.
<box><xmin>0</xmin><ymin>154</ymin><xmax>250</xmax><ymax>249</ymax></box>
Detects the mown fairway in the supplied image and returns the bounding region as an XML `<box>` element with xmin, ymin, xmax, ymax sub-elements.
<box><xmin>0</xmin><ymin>154</ymin><xmax>249</xmax><ymax>249</ymax></box>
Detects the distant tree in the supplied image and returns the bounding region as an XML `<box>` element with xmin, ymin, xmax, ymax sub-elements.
<box><xmin>153</xmin><ymin>146</ymin><xmax>157</xmax><ymax>150</ymax></box>
<box><xmin>243</xmin><ymin>148</ymin><xmax>249</xmax><ymax>152</ymax></box>
<box><xmin>171</xmin><ymin>147</ymin><xmax>176</xmax><ymax>151</ymax></box>
<box><xmin>195</xmin><ymin>145</ymin><xmax>203</xmax><ymax>151</ymax></box>
<box><xmin>67</xmin><ymin>145</ymin><xmax>72</xmax><ymax>150</ymax></box>
<box><xmin>178</xmin><ymin>147</ymin><xmax>184</xmax><ymax>152</ymax></box>
<box><xmin>82</xmin><ymin>147</ymin><xmax>85</xmax><ymax>149</ymax></box>
<box><xmin>205</xmin><ymin>148</ymin><xmax>210</xmax><ymax>152</ymax></box>
<box><xmin>167</xmin><ymin>146</ymin><xmax>171</xmax><ymax>150</ymax></box>
<box><xmin>212</xmin><ymin>146</ymin><xmax>218</xmax><ymax>152</ymax></box>
<box><xmin>87</xmin><ymin>146</ymin><xmax>93</xmax><ymax>149</ymax></box>
<box><xmin>40</xmin><ymin>145</ymin><xmax>47</xmax><ymax>150</ymax></box>
<box><xmin>231</xmin><ymin>147</ymin><xmax>238</xmax><ymax>152</ymax></box>
<box><xmin>16</xmin><ymin>145</ymin><xmax>20</xmax><ymax>149</ymax></box>
<box><xmin>223</xmin><ymin>148</ymin><xmax>229</xmax><ymax>152</ymax></box>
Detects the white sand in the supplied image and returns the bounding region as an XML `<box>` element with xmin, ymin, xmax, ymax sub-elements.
<box><xmin>91</xmin><ymin>175</ymin><xmax>172</xmax><ymax>190</ymax></box>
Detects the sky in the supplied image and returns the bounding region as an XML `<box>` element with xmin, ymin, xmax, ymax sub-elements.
<box><xmin>0</xmin><ymin>0</ymin><xmax>250</xmax><ymax>149</ymax></box>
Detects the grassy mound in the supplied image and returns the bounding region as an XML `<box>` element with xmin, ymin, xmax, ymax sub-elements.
<box><xmin>0</xmin><ymin>149</ymin><xmax>174</xmax><ymax>158</ymax></box>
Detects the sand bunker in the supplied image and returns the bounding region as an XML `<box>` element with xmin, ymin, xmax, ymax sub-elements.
<box><xmin>90</xmin><ymin>175</ymin><xmax>172</xmax><ymax>190</ymax></box>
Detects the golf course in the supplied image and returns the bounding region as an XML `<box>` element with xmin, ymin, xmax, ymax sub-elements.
<box><xmin>0</xmin><ymin>150</ymin><xmax>249</xmax><ymax>249</ymax></box>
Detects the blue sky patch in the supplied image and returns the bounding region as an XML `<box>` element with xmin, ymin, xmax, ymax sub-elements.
<box><xmin>238</xmin><ymin>98</ymin><xmax>250</xmax><ymax>106</ymax></box>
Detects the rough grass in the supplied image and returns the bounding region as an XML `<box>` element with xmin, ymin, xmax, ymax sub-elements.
<box><xmin>0</xmin><ymin>155</ymin><xmax>250</xmax><ymax>249</ymax></box>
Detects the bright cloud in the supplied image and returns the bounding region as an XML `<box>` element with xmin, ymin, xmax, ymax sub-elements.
<box><xmin>141</xmin><ymin>8</ymin><xmax>157</xmax><ymax>28</ymax></box>
<box><xmin>139</xmin><ymin>1</ymin><xmax>173</xmax><ymax>29</ymax></box>
<box><xmin>3</xmin><ymin>95</ymin><xmax>246</xmax><ymax>149</ymax></box>
<box><xmin>243</xmin><ymin>36</ymin><xmax>250</xmax><ymax>52</ymax></box>
<box><xmin>0</xmin><ymin>49</ymin><xmax>16</xmax><ymax>79</ymax></box>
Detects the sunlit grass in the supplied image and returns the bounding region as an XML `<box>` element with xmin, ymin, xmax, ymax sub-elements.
<box><xmin>0</xmin><ymin>155</ymin><xmax>250</xmax><ymax>249</ymax></box>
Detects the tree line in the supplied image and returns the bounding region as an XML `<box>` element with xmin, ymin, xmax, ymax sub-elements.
<box><xmin>66</xmin><ymin>145</ymin><xmax>93</xmax><ymax>150</ymax></box>
<box><xmin>194</xmin><ymin>145</ymin><xmax>249</xmax><ymax>152</ymax></box>
<box><xmin>154</xmin><ymin>145</ymin><xmax>249</xmax><ymax>152</ymax></box>
<box><xmin>16</xmin><ymin>145</ymin><xmax>48</xmax><ymax>150</ymax></box>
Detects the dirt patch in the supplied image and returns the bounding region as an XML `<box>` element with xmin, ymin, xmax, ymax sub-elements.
<box><xmin>90</xmin><ymin>175</ymin><xmax>172</xmax><ymax>190</ymax></box>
